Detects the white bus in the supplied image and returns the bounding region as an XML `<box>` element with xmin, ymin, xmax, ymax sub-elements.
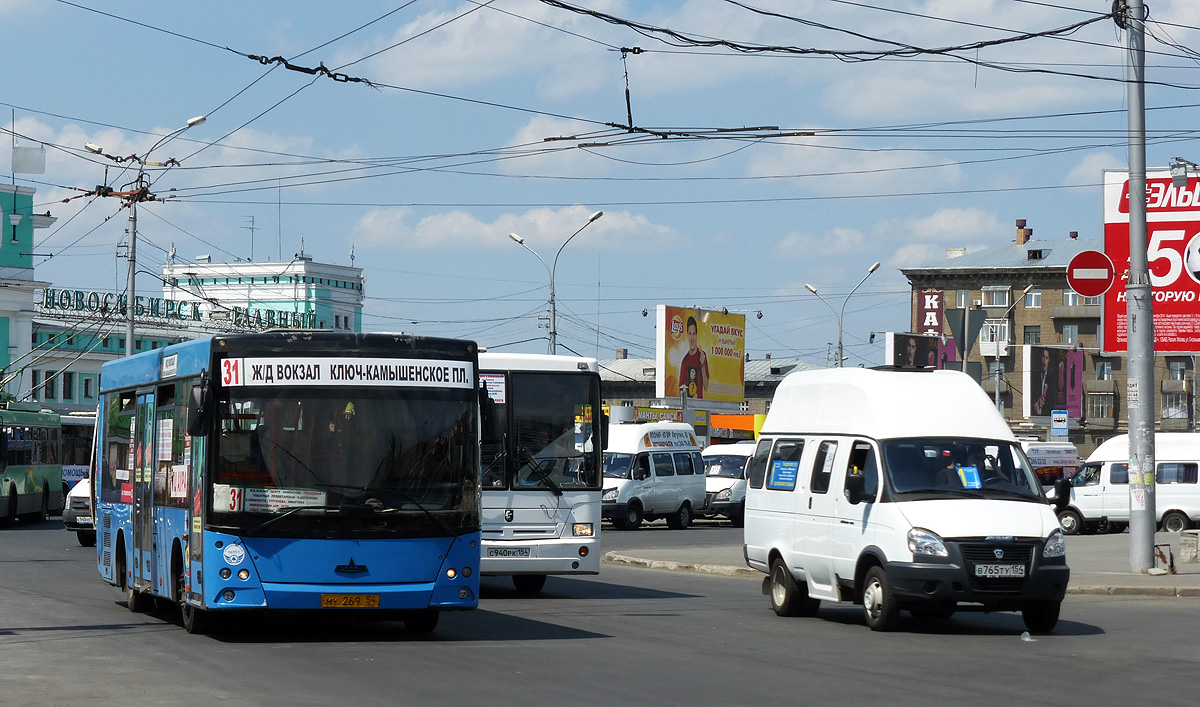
<box><xmin>478</xmin><ymin>353</ymin><xmax>605</xmax><ymax>593</ymax></box>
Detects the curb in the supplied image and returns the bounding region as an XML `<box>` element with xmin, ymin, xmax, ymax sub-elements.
<box><xmin>603</xmin><ymin>553</ymin><xmax>1200</xmax><ymax>597</ymax></box>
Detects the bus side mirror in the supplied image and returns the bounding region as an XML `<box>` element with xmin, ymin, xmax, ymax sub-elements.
<box><xmin>600</xmin><ymin>412</ymin><xmax>609</xmax><ymax>451</ymax></box>
<box><xmin>187</xmin><ymin>381</ymin><xmax>213</xmax><ymax>437</ymax></box>
<box><xmin>844</xmin><ymin>470</ymin><xmax>870</xmax><ymax>505</ymax></box>
<box><xmin>479</xmin><ymin>387</ymin><xmax>500</xmax><ymax>445</ymax></box>
<box><xmin>1052</xmin><ymin>478</ymin><xmax>1071</xmax><ymax>512</ymax></box>
<box><xmin>0</xmin><ymin>430</ymin><xmax>7</xmax><ymax>459</ymax></box>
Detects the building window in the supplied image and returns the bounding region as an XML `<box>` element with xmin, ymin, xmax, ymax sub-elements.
<box><xmin>135</xmin><ymin>340</ymin><xmax>143</xmax><ymax>351</ymax></box>
<box><xmin>1088</xmin><ymin>393</ymin><xmax>1114</xmax><ymax>418</ymax></box>
<box><xmin>62</xmin><ymin>372</ymin><xmax>74</xmax><ymax>401</ymax></box>
<box><xmin>1063</xmin><ymin>290</ymin><xmax>1103</xmax><ymax>307</ymax></box>
<box><xmin>1163</xmin><ymin>393</ymin><xmax>1190</xmax><ymax>420</ymax></box>
<box><xmin>30</xmin><ymin>332</ymin><xmax>37</xmax><ymax>345</ymax></box>
<box><xmin>1024</xmin><ymin>288</ymin><xmax>1042</xmax><ymax>308</ymax></box>
<box><xmin>118</xmin><ymin>338</ymin><xmax>125</xmax><ymax>349</ymax></box>
<box><xmin>334</xmin><ymin>315</ymin><xmax>340</xmax><ymax>329</ymax></box>
<box><xmin>31</xmin><ymin>370</ymin><xmax>40</xmax><ymax>400</ymax></box>
<box><xmin>954</xmin><ymin>290</ymin><xmax>969</xmax><ymax>309</ymax></box>
<box><xmin>1096</xmin><ymin>360</ymin><xmax>1112</xmax><ymax>381</ymax></box>
<box><xmin>44</xmin><ymin>371</ymin><xmax>56</xmax><ymax>400</ymax></box>
<box><xmin>83</xmin><ymin>377</ymin><xmax>95</xmax><ymax>400</ymax></box>
<box><xmin>982</xmin><ymin>286</ymin><xmax>1010</xmax><ymax>307</ymax></box>
<box><xmin>980</xmin><ymin>319</ymin><xmax>1010</xmax><ymax>344</ymax></box>
<box><xmin>1062</xmin><ymin>324</ymin><xmax>1079</xmax><ymax>344</ymax></box>
<box><xmin>1168</xmin><ymin>359</ymin><xmax>1188</xmax><ymax>381</ymax></box>
<box><xmin>1023</xmin><ymin>326</ymin><xmax>1041</xmax><ymax>344</ymax></box>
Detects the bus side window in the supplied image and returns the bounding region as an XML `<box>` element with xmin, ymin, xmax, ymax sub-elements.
<box><xmin>845</xmin><ymin>441</ymin><xmax>878</xmax><ymax>502</ymax></box>
<box><xmin>747</xmin><ymin>439</ymin><xmax>772</xmax><ymax>489</ymax></box>
<box><xmin>810</xmin><ymin>441</ymin><xmax>837</xmax><ymax>495</ymax></box>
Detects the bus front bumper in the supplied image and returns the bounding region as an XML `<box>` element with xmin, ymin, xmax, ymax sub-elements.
<box><xmin>480</xmin><ymin>536</ymin><xmax>599</xmax><ymax>576</ymax></box>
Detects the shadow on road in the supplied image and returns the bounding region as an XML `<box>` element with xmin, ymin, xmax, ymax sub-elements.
<box><xmin>812</xmin><ymin>604</ymin><xmax>1104</xmax><ymax>636</ymax></box>
<box><xmin>480</xmin><ymin>575</ymin><xmax>700</xmax><ymax>601</ymax></box>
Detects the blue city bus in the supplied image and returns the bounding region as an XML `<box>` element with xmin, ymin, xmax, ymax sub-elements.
<box><xmin>94</xmin><ymin>332</ymin><xmax>484</xmax><ymax>634</ymax></box>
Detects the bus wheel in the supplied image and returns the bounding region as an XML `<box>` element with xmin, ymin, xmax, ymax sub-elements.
<box><xmin>612</xmin><ymin>502</ymin><xmax>643</xmax><ymax>530</ymax></box>
<box><xmin>37</xmin><ymin>489</ymin><xmax>49</xmax><ymax>523</ymax></box>
<box><xmin>179</xmin><ymin>571</ymin><xmax>210</xmax><ymax>635</ymax></box>
<box><xmin>512</xmin><ymin>575</ymin><xmax>547</xmax><ymax>594</ymax></box>
<box><xmin>123</xmin><ymin>559</ymin><xmax>151</xmax><ymax>613</ymax></box>
<box><xmin>861</xmin><ymin>566</ymin><xmax>900</xmax><ymax>631</ymax></box>
<box><xmin>666</xmin><ymin>502</ymin><xmax>692</xmax><ymax>530</ymax></box>
<box><xmin>77</xmin><ymin>530</ymin><xmax>97</xmax><ymax>547</ymax></box>
<box><xmin>404</xmin><ymin>610</ymin><xmax>439</xmax><ymax>634</ymax></box>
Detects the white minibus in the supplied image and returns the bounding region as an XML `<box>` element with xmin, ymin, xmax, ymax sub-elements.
<box><xmin>602</xmin><ymin>422</ymin><xmax>705</xmax><ymax>530</ymax></box>
<box><xmin>699</xmin><ymin>441</ymin><xmax>755</xmax><ymax>526</ymax></box>
<box><xmin>744</xmin><ymin>368</ymin><xmax>1069</xmax><ymax>633</ymax></box>
<box><xmin>1057</xmin><ymin>433</ymin><xmax>1200</xmax><ymax>535</ymax></box>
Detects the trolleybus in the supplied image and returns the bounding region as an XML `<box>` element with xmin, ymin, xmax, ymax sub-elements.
<box><xmin>94</xmin><ymin>332</ymin><xmax>484</xmax><ymax>634</ymax></box>
<box><xmin>478</xmin><ymin>352</ymin><xmax>604</xmax><ymax>593</ymax></box>
<box><xmin>0</xmin><ymin>401</ymin><xmax>65</xmax><ymax>526</ymax></box>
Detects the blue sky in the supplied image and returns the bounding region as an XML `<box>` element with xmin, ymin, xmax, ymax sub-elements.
<box><xmin>3</xmin><ymin>0</ymin><xmax>1198</xmax><ymax>367</ymax></box>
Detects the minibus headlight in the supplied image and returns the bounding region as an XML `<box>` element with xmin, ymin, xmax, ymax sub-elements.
<box><xmin>1043</xmin><ymin>529</ymin><xmax>1066</xmax><ymax>558</ymax></box>
<box><xmin>907</xmin><ymin>528</ymin><xmax>949</xmax><ymax>558</ymax></box>
<box><xmin>716</xmin><ymin>488</ymin><xmax>732</xmax><ymax>501</ymax></box>
<box><xmin>602</xmin><ymin>488</ymin><xmax>618</xmax><ymax>502</ymax></box>
<box><xmin>572</xmin><ymin>523</ymin><xmax>594</xmax><ymax>537</ymax></box>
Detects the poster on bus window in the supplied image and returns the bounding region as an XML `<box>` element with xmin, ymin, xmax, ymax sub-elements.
<box><xmin>654</xmin><ymin>305</ymin><xmax>746</xmax><ymax>404</ymax></box>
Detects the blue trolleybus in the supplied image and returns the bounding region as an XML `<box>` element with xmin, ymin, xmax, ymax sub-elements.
<box><xmin>94</xmin><ymin>332</ymin><xmax>483</xmax><ymax>634</ymax></box>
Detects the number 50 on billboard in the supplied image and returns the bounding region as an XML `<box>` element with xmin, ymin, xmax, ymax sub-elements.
<box><xmin>1102</xmin><ymin>169</ymin><xmax>1200</xmax><ymax>354</ymax></box>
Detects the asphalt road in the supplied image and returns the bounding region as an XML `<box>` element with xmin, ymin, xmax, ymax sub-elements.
<box><xmin>4</xmin><ymin>518</ymin><xmax>1200</xmax><ymax>706</ymax></box>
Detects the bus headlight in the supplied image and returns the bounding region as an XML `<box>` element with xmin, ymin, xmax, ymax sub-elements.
<box><xmin>446</xmin><ymin>568</ymin><xmax>458</xmax><ymax>579</ymax></box>
<box><xmin>907</xmin><ymin>528</ymin><xmax>949</xmax><ymax>558</ymax></box>
<box><xmin>602</xmin><ymin>488</ymin><xmax>618</xmax><ymax>502</ymax></box>
<box><xmin>237</xmin><ymin>569</ymin><xmax>250</xmax><ymax>580</ymax></box>
<box><xmin>220</xmin><ymin>568</ymin><xmax>231</xmax><ymax>579</ymax></box>
<box><xmin>1043</xmin><ymin>529</ymin><xmax>1066</xmax><ymax>558</ymax></box>
<box><xmin>572</xmin><ymin>523</ymin><xmax>594</xmax><ymax>537</ymax></box>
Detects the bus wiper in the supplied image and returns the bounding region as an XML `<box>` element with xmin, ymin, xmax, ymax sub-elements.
<box><xmin>371</xmin><ymin>486</ymin><xmax>456</xmax><ymax>537</ymax></box>
<box><xmin>242</xmin><ymin>504</ymin><xmax>339</xmax><ymax>536</ymax></box>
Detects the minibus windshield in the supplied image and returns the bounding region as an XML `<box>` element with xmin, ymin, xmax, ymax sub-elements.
<box><xmin>883</xmin><ymin>438</ymin><xmax>1042</xmax><ymax>501</ymax></box>
<box><xmin>704</xmin><ymin>455</ymin><xmax>749</xmax><ymax>478</ymax></box>
<box><xmin>603</xmin><ymin>452</ymin><xmax>633</xmax><ymax>479</ymax></box>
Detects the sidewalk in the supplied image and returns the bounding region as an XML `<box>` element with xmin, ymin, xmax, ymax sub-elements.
<box><xmin>603</xmin><ymin>531</ymin><xmax>1200</xmax><ymax>598</ymax></box>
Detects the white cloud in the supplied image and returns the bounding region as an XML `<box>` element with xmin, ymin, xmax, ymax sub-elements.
<box><xmin>775</xmin><ymin>226</ymin><xmax>865</xmax><ymax>256</ymax></box>
<box><xmin>1065</xmin><ymin>151</ymin><xmax>1121</xmax><ymax>187</ymax></box>
<box><xmin>352</xmin><ymin>205</ymin><xmax>678</xmax><ymax>250</ymax></box>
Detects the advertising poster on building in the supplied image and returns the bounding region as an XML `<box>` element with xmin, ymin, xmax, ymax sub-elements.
<box><xmin>887</xmin><ymin>333</ymin><xmax>958</xmax><ymax>369</ymax></box>
<box><xmin>1022</xmin><ymin>345</ymin><xmax>1085</xmax><ymax>419</ymax></box>
<box><xmin>655</xmin><ymin>305</ymin><xmax>746</xmax><ymax>403</ymax></box>
<box><xmin>915</xmin><ymin>289</ymin><xmax>944</xmax><ymax>335</ymax></box>
<box><xmin>1102</xmin><ymin>169</ymin><xmax>1200</xmax><ymax>354</ymax></box>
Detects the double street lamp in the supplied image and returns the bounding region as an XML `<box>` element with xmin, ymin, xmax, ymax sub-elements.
<box><xmin>805</xmin><ymin>261</ymin><xmax>881</xmax><ymax>367</ymax></box>
<box><xmin>86</xmin><ymin>115</ymin><xmax>206</xmax><ymax>356</ymax></box>
<box><xmin>509</xmin><ymin>210</ymin><xmax>603</xmax><ymax>354</ymax></box>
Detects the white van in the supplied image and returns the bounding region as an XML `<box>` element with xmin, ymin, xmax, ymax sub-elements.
<box><xmin>699</xmin><ymin>441</ymin><xmax>755</xmax><ymax>526</ymax></box>
<box><xmin>1021</xmin><ymin>441</ymin><xmax>1081</xmax><ymax>487</ymax></box>
<box><xmin>744</xmin><ymin>368</ymin><xmax>1069</xmax><ymax>633</ymax></box>
<box><xmin>602</xmin><ymin>422</ymin><xmax>705</xmax><ymax>530</ymax></box>
<box><xmin>1057</xmin><ymin>433</ymin><xmax>1200</xmax><ymax>534</ymax></box>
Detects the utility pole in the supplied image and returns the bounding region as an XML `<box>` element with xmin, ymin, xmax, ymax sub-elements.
<box><xmin>242</xmin><ymin>215</ymin><xmax>257</xmax><ymax>262</ymax></box>
<box><xmin>1124</xmin><ymin>0</ymin><xmax>1156</xmax><ymax>573</ymax></box>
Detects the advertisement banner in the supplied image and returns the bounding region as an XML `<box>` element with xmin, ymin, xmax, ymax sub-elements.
<box><xmin>1102</xmin><ymin>169</ymin><xmax>1200</xmax><ymax>354</ymax></box>
<box><xmin>1023</xmin><ymin>345</ymin><xmax>1084</xmax><ymax>419</ymax></box>
<box><xmin>655</xmin><ymin>305</ymin><xmax>746</xmax><ymax>403</ymax></box>
<box><xmin>915</xmin><ymin>289</ymin><xmax>944</xmax><ymax>335</ymax></box>
<box><xmin>886</xmin><ymin>333</ymin><xmax>957</xmax><ymax>369</ymax></box>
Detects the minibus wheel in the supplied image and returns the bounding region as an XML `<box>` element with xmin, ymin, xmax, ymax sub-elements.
<box><xmin>1161</xmin><ymin>511</ymin><xmax>1191</xmax><ymax>533</ymax></box>
<box><xmin>1057</xmin><ymin>509</ymin><xmax>1083</xmax><ymax>535</ymax></box>
<box><xmin>666</xmin><ymin>502</ymin><xmax>692</xmax><ymax>530</ymax></box>
<box><xmin>861</xmin><ymin>566</ymin><xmax>899</xmax><ymax>631</ymax></box>
<box><xmin>769</xmin><ymin>558</ymin><xmax>819</xmax><ymax>617</ymax></box>
<box><xmin>1022</xmin><ymin>600</ymin><xmax>1060</xmax><ymax>634</ymax></box>
<box><xmin>613</xmin><ymin>502</ymin><xmax>643</xmax><ymax>530</ymax></box>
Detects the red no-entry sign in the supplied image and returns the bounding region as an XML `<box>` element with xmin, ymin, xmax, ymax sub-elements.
<box><xmin>1067</xmin><ymin>250</ymin><xmax>1115</xmax><ymax>298</ymax></box>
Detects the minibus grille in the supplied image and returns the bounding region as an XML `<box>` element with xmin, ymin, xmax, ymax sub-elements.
<box><xmin>960</xmin><ymin>543</ymin><xmax>1034</xmax><ymax>593</ymax></box>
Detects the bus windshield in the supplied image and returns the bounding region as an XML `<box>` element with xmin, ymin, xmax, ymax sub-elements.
<box><xmin>704</xmin><ymin>455</ymin><xmax>749</xmax><ymax>479</ymax></box>
<box><xmin>883</xmin><ymin>437</ymin><xmax>1043</xmax><ymax>502</ymax></box>
<box><xmin>603</xmin><ymin>452</ymin><xmax>633</xmax><ymax>479</ymax></box>
<box><xmin>212</xmin><ymin>388</ymin><xmax>478</xmax><ymax>537</ymax></box>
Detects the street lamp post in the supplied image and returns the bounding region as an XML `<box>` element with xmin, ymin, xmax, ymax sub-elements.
<box><xmin>805</xmin><ymin>261</ymin><xmax>880</xmax><ymax>367</ymax></box>
<box><xmin>992</xmin><ymin>284</ymin><xmax>1035</xmax><ymax>412</ymax></box>
<box><xmin>509</xmin><ymin>210</ymin><xmax>603</xmax><ymax>354</ymax></box>
<box><xmin>86</xmin><ymin>115</ymin><xmax>205</xmax><ymax>356</ymax></box>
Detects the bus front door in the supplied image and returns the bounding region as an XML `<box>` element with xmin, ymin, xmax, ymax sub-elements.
<box><xmin>132</xmin><ymin>391</ymin><xmax>156</xmax><ymax>595</ymax></box>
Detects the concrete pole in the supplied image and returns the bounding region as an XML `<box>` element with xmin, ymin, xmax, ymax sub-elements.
<box><xmin>125</xmin><ymin>193</ymin><xmax>138</xmax><ymax>357</ymax></box>
<box><xmin>1125</xmin><ymin>0</ymin><xmax>1156</xmax><ymax>572</ymax></box>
